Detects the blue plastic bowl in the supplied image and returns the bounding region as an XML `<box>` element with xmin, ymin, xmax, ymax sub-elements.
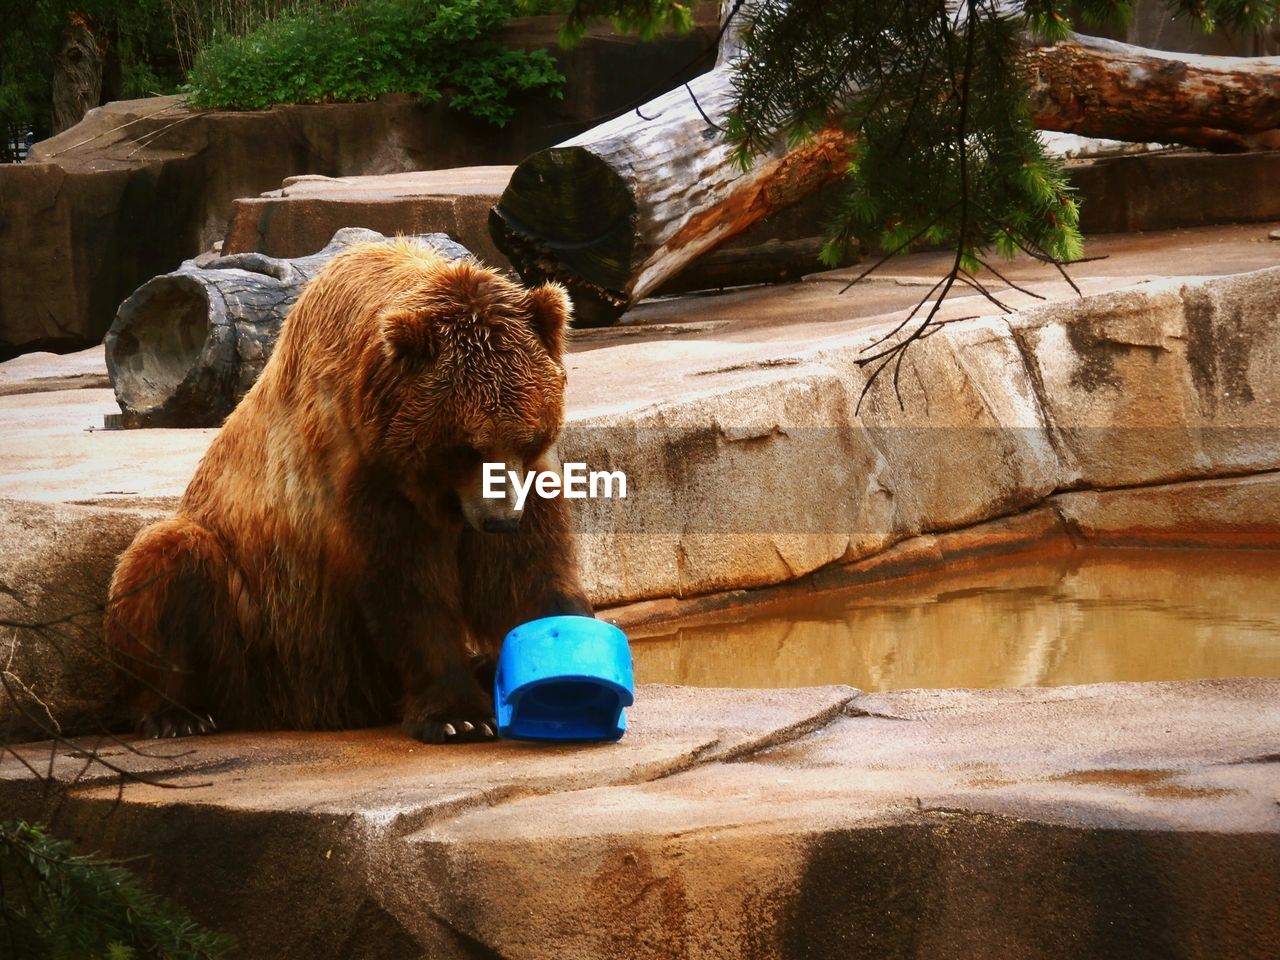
<box><xmin>494</xmin><ymin>615</ymin><xmax>633</xmax><ymax>742</ymax></box>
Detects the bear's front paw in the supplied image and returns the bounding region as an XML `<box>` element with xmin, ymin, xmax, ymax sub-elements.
<box><xmin>404</xmin><ymin>715</ymin><xmax>497</xmax><ymax>744</ymax></box>
<box><xmin>139</xmin><ymin>708</ymin><xmax>217</xmax><ymax>739</ymax></box>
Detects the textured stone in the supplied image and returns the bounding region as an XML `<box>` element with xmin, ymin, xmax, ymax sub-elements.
<box><xmin>415</xmin><ymin>679</ymin><xmax>1280</xmax><ymax>960</ymax></box>
<box><xmin>4</xmin><ymin>226</ymin><xmax>1280</xmax><ymax>728</ymax></box>
<box><xmin>0</xmin><ymin>345</ymin><xmax>109</xmax><ymax>397</ymax></box>
<box><xmin>566</xmin><ymin>363</ymin><xmax>869</xmax><ymax>603</ymax></box>
<box><xmin>1010</xmin><ymin>267</ymin><xmax>1280</xmax><ymax>487</ymax></box>
<box><xmin>823</xmin><ymin>314</ymin><xmax>1061</xmax><ymax>551</ymax></box>
<box><xmin>222</xmin><ymin>167</ymin><xmax>515</xmax><ymax>267</ymax></box>
<box><xmin>0</xmin><ymin>498</ymin><xmax>167</xmax><ymax>736</ymax></box>
<box><xmin>1069</xmin><ymin>150</ymin><xmax>1280</xmax><ymax>234</ymax></box>
<box><xmin>2</xmin><ymin>679</ymin><xmax>1274</xmax><ymax>959</ymax></box>
<box><xmin>1053</xmin><ymin>471</ymin><xmax>1280</xmax><ymax>547</ymax></box>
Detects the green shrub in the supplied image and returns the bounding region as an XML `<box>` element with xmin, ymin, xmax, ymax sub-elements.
<box><xmin>184</xmin><ymin>0</ymin><xmax>564</xmax><ymax>124</ymax></box>
<box><xmin>0</xmin><ymin>820</ymin><xmax>234</xmax><ymax>960</ymax></box>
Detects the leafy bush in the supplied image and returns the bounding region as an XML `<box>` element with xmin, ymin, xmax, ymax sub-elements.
<box><xmin>184</xmin><ymin>0</ymin><xmax>564</xmax><ymax>124</ymax></box>
<box><xmin>0</xmin><ymin>820</ymin><xmax>234</xmax><ymax>960</ymax></box>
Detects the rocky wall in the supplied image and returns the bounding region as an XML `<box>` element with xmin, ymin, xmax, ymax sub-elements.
<box><xmin>0</xmin><ymin>15</ymin><xmax>718</xmax><ymax>359</ymax></box>
<box><xmin>567</xmin><ymin>266</ymin><xmax>1280</xmax><ymax>605</ymax></box>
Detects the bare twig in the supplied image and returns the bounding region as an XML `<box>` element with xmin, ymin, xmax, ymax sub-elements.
<box><xmin>42</xmin><ymin>102</ymin><xmax>183</xmax><ymax>158</ymax></box>
<box><xmin>123</xmin><ymin>113</ymin><xmax>203</xmax><ymax>159</ymax></box>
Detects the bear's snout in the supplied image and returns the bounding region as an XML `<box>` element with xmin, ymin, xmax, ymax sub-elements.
<box><xmin>458</xmin><ymin>455</ymin><xmax>526</xmax><ymax>534</ymax></box>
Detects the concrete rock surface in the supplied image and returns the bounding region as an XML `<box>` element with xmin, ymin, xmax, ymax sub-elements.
<box><xmin>0</xmin><ymin>498</ymin><xmax>167</xmax><ymax>735</ymax></box>
<box><xmin>2</xmin><ymin>679</ymin><xmax>1276</xmax><ymax>959</ymax></box>
<box><xmin>222</xmin><ymin>166</ymin><xmax>516</xmax><ymax>267</ymax></box>
<box><xmin>1</xmin><ymin>225</ymin><xmax>1279</xmax><ymax>730</ymax></box>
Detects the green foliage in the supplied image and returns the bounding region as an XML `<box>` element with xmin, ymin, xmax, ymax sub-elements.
<box><xmin>163</xmin><ymin>0</ymin><xmax>359</xmax><ymax>77</ymax></box>
<box><xmin>184</xmin><ymin>0</ymin><xmax>565</xmax><ymax>124</ymax></box>
<box><xmin>1025</xmin><ymin>0</ymin><xmax>1279</xmax><ymax>38</ymax></box>
<box><xmin>725</xmin><ymin>0</ymin><xmax>1084</xmax><ymax>271</ymax></box>
<box><xmin>512</xmin><ymin>0</ymin><xmax>575</xmax><ymax>14</ymax></box>
<box><xmin>557</xmin><ymin>0</ymin><xmax>694</xmax><ymax>45</ymax></box>
<box><xmin>1023</xmin><ymin>0</ymin><xmax>1134</xmax><ymax>41</ymax></box>
<box><xmin>0</xmin><ymin>820</ymin><xmax>234</xmax><ymax>960</ymax></box>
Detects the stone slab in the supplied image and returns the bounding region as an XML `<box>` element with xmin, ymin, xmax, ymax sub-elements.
<box><xmin>1068</xmin><ymin>150</ymin><xmax>1280</xmax><ymax>234</ymax></box>
<box><xmin>0</xmin><ymin>345</ymin><xmax>111</xmax><ymax>397</ymax></box>
<box><xmin>0</xmin><ymin>497</ymin><xmax>169</xmax><ymax>735</ymax></box>
<box><xmin>222</xmin><ymin>166</ymin><xmax>516</xmax><ymax>267</ymax></box>
<box><xmin>2</xmin><ymin>679</ymin><xmax>1274</xmax><ymax>959</ymax></box>
<box><xmin>409</xmin><ymin>679</ymin><xmax>1280</xmax><ymax>959</ymax></box>
<box><xmin>2</xmin><ymin>685</ymin><xmax>856</xmax><ymax>817</ymax></box>
<box><xmin>1054</xmin><ymin>470</ymin><xmax>1280</xmax><ymax>547</ymax></box>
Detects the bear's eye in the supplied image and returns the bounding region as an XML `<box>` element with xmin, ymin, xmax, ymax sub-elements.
<box><xmin>522</xmin><ymin>433</ymin><xmax>553</xmax><ymax>461</ymax></box>
<box><xmin>445</xmin><ymin>444</ymin><xmax>484</xmax><ymax>468</ymax></box>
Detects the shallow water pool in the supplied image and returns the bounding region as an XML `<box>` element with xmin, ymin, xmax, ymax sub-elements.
<box><xmin>628</xmin><ymin>548</ymin><xmax>1280</xmax><ymax>690</ymax></box>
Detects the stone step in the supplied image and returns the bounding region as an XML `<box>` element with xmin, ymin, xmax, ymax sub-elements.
<box><xmin>223</xmin><ymin>166</ymin><xmax>518</xmax><ymax>267</ymax></box>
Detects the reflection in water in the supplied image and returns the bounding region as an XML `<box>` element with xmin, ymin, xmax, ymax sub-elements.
<box><xmin>629</xmin><ymin>548</ymin><xmax>1280</xmax><ymax>690</ymax></box>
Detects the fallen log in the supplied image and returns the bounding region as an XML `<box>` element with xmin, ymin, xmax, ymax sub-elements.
<box><xmin>1027</xmin><ymin>33</ymin><xmax>1280</xmax><ymax>152</ymax></box>
<box><xmin>104</xmin><ymin>228</ymin><xmax>469</xmax><ymax>428</ymax></box>
<box><xmin>490</xmin><ymin>28</ymin><xmax>1280</xmax><ymax>326</ymax></box>
<box><xmin>488</xmin><ymin>67</ymin><xmax>852</xmax><ymax>327</ymax></box>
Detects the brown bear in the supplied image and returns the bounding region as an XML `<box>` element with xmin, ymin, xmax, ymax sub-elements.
<box><xmin>105</xmin><ymin>239</ymin><xmax>592</xmax><ymax>743</ymax></box>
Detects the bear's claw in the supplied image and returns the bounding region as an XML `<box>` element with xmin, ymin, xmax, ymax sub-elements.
<box><xmin>139</xmin><ymin>710</ymin><xmax>217</xmax><ymax>739</ymax></box>
<box><xmin>407</xmin><ymin>716</ymin><xmax>498</xmax><ymax>744</ymax></box>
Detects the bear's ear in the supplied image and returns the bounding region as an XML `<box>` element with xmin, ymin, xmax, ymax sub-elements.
<box><xmin>379</xmin><ymin>307</ymin><xmax>436</xmax><ymax>362</ymax></box>
<box><xmin>526</xmin><ymin>282</ymin><xmax>572</xmax><ymax>358</ymax></box>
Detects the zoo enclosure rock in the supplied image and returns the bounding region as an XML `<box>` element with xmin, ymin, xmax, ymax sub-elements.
<box><xmin>0</xmin><ymin>12</ymin><xmax>720</xmax><ymax>360</ymax></box>
<box><xmin>0</xmin><ymin>498</ymin><xmax>169</xmax><ymax>737</ymax></box>
<box><xmin>2</xmin><ymin>679</ymin><xmax>1276</xmax><ymax>959</ymax></box>
<box><xmin>565</xmin><ymin>259</ymin><xmax>1280</xmax><ymax>604</ymax></box>
<box><xmin>2</xmin><ymin>224</ymin><xmax>1280</xmax><ymax>731</ymax></box>
<box><xmin>222</xmin><ymin>167</ymin><xmax>518</xmax><ymax>266</ymax></box>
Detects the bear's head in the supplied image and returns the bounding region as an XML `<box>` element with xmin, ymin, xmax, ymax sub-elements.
<box><xmin>362</xmin><ymin>246</ymin><xmax>573</xmax><ymax>534</ymax></box>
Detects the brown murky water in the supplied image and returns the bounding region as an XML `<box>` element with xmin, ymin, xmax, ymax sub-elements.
<box><xmin>629</xmin><ymin>548</ymin><xmax>1280</xmax><ymax>690</ymax></box>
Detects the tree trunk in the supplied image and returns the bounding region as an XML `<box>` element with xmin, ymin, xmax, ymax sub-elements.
<box><xmin>104</xmin><ymin>228</ymin><xmax>469</xmax><ymax>428</ymax></box>
<box><xmin>490</xmin><ymin>28</ymin><xmax>1280</xmax><ymax>326</ymax></box>
<box><xmin>51</xmin><ymin>15</ymin><xmax>103</xmax><ymax>135</ymax></box>
<box><xmin>1026</xmin><ymin>32</ymin><xmax>1280</xmax><ymax>152</ymax></box>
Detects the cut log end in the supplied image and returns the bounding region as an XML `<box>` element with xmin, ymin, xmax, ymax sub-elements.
<box><xmin>105</xmin><ymin>230</ymin><xmax>473</xmax><ymax>427</ymax></box>
<box><xmin>104</xmin><ymin>274</ymin><xmax>226</xmax><ymax>427</ymax></box>
<box><xmin>489</xmin><ymin>145</ymin><xmax>636</xmax><ymax>326</ymax></box>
